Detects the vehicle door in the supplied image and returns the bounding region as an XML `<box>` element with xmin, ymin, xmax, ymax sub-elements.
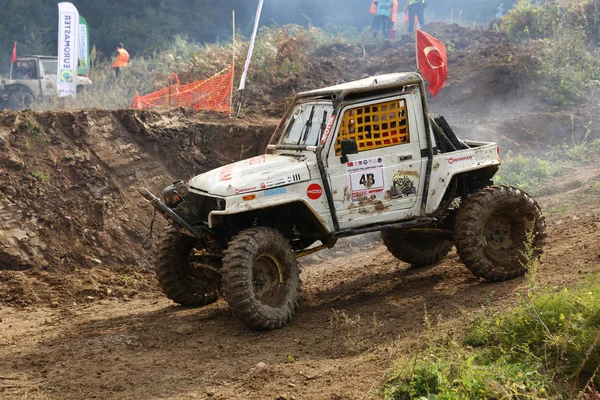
<box><xmin>38</xmin><ymin>59</ymin><xmax>57</xmax><ymax>98</ymax></box>
<box><xmin>325</xmin><ymin>91</ymin><xmax>427</xmax><ymax>230</ymax></box>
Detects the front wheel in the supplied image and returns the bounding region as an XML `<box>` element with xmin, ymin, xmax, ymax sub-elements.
<box><xmin>7</xmin><ymin>91</ymin><xmax>33</xmax><ymax>111</ymax></box>
<box><xmin>155</xmin><ymin>226</ymin><xmax>220</xmax><ymax>306</ymax></box>
<box><xmin>222</xmin><ymin>227</ymin><xmax>300</xmax><ymax>330</ymax></box>
<box><xmin>454</xmin><ymin>185</ymin><xmax>546</xmax><ymax>281</ymax></box>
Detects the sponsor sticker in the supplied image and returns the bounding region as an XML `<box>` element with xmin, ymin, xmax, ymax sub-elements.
<box><xmin>264</xmin><ymin>187</ymin><xmax>287</xmax><ymax>197</ymax></box>
<box><xmin>307</xmin><ymin>183</ymin><xmax>323</xmax><ymax>200</ymax></box>
<box><xmin>260</xmin><ymin>174</ymin><xmax>301</xmax><ymax>190</ymax></box>
<box><xmin>320</xmin><ymin>115</ymin><xmax>336</xmax><ymax>144</ymax></box>
<box><xmin>448</xmin><ymin>155</ymin><xmax>474</xmax><ymax>165</ymax></box>
<box><xmin>234</xmin><ymin>186</ymin><xmax>257</xmax><ymax>195</ymax></box>
<box><xmin>248</xmin><ymin>155</ymin><xmax>267</xmax><ymax>165</ymax></box>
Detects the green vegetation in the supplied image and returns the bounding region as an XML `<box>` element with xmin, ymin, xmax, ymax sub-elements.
<box><xmin>31</xmin><ymin>170</ymin><xmax>47</xmax><ymax>182</ymax></box>
<box><xmin>502</xmin><ymin>0</ymin><xmax>600</xmax><ymax>105</ymax></box>
<box><xmin>495</xmin><ymin>134</ymin><xmax>600</xmax><ymax>195</ymax></box>
<box><xmin>494</xmin><ymin>153</ymin><xmax>557</xmax><ymax>196</ymax></box>
<box><xmin>381</xmin><ymin>277</ymin><xmax>600</xmax><ymax>399</ymax></box>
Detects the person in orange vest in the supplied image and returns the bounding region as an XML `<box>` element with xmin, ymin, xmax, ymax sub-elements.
<box><xmin>371</xmin><ymin>0</ymin><xmax>393</xmax><ymax>38</ymax></box>
<box><xmin>389</xmin><ymin>0</ymin><xmax>399</xmax><ymax>39</ymax></box>
<box><xmin>111</xmin><ymin>43</ymin><xmax>130</xmax><ymax>80</ymax></box>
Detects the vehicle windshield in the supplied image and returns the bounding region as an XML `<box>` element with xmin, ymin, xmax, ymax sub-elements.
<box><xmin>273</xmin><ymin>102</ymin><xmax>334</xmax><ymax>148</ymax></box>
<box><xmin>11</xmin><ymin>59</ymin><xmax>38</xmax><ymax>80</ymax></box>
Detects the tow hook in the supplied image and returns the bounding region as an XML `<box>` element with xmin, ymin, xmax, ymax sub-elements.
<box><xmin>138</xmin><ymin>187</ymin><xmax>203</xmax><ymax>238</ymax></box>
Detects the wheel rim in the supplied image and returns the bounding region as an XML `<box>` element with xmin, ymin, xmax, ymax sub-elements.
<box><xmin>252</xmin><ymin>253</ymin><xmax>284</xmax><ymax>307</ymax></box>
<box><xmin>483</xmin><ymin>203</ymin><xmax>531</xmax><ymax>266</ymax></box>
<box><xmin>484</xmin><ymin>215</ymin><xmax>514</xmax><ymax>250</ymax></box>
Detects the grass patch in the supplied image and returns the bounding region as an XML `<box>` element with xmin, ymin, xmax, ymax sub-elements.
<box><xmin>495</xmin><ymin>153</ymin><xmax>559</xmax><ymax>196</ymax></box>
<box><xmin>31</xmin><ymin>170</ymin><xmax>47</xmax><ymax>183</ymax></box>
<box><xmin>381</xmin><ymin>277</ymin><xmax>600</xmax><ymax>399</ymax></box>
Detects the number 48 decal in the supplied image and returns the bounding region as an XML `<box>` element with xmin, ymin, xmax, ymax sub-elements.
<box><xmin>359</xmin><ymin>173</ymin><xmax>375</xmax><ymax>188</ymax></box>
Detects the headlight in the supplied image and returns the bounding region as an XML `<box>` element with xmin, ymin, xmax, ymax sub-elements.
<box><xmin>162</xmin><ymin>181</ymin><xmax>188</xmax><ymax>207</ymax></box>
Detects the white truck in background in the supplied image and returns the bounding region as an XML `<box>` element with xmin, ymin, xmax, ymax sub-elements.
<box><xmin>0</xmin><ymin>55</ymin><xmax>92</xmax><ymax>110</ymax></box>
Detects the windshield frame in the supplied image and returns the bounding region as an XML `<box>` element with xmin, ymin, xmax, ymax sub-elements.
<box><xmin>267</xmin><ymin>99</ymin><xmax>334</xmax><ymax>152</ymax></box>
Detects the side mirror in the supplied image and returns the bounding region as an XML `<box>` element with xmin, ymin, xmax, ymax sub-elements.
<box><xmin>340</xmin><ymin>139</ymin><xmax>358</xmax><ymax>163</ymax></box>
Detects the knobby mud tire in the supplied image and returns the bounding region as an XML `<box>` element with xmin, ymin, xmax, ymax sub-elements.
<box><xmin>381</xmin><ymin>228</ymin><xmax>453</xmax><ymax>267</ymax></box>
<box><xmin>155</xmin><ymin>225</ymin><xmax>220</xmax><ymax>306</ymax></box>
<box><xmin>7</xmin><ymin>91</ymin><xmax>33</xmax><ymax>111</ymax></box>
<box><xmin>455</xmin><ymin>185</ymin><xmax>546</xmax><ymax>281</ymax></box>
<box><xmin>222</xmin><ymin>227</ymin><xmax>300</xmax><ymax>330</ymax></box>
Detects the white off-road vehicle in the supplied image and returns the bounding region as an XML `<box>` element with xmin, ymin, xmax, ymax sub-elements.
<box><xmin>140</xmin><ymin>72</ymin><xmax>546</xmax><ymax>330</ymax></box>
<box><xmin>0</xmin><ymin>56</ymin><xmax>92</xmax><ymax>110</ymax></box>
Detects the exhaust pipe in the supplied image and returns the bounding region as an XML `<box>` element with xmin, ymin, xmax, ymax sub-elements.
<box><xmin>138</xmin><ymin>187</ymin><xmax>203</xmax><ymax>238</ymax></box>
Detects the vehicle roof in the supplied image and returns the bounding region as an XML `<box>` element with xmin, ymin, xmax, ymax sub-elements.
<box><xmin>16</xmin><ymin>55</ymin><xmax>57</xmax><ymax>60</ymax></box>
<box><xmin>297</xmin><ymin>72</ymin><xmax>423</xmax><ymax>98</ymax></box>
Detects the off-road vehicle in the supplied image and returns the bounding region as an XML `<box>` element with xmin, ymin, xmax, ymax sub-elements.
<box><xmin>0</xmin><ymin>56</ymin><xmax>92</xmax><ymax>110</ymax></box>
<box><xmin>139</xmin><ymin>72</ymin><xmax>546</xmax><ymax>330</ymax></box>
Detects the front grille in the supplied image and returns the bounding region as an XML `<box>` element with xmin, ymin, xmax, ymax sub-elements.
<box><xmin>188</xmin><ymin>193</ymin><xmax>225</xmax><ymax>222</ymax></box>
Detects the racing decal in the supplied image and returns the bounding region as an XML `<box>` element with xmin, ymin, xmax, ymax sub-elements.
<box><xmin>264</xmin><ymin>187</ymin><xmax>287</xmax><ymax>197</ymax></box>
<box><xmin>448</xmin><ymin>155</ymin><xmax>474</xmax><ymax>165</ymax></box>
<box><xmin>390</xmin><ymin>172</ymin><xmax>416</xmax><ymax>198</ymax></box>
<box><xmin>219</xmin><ymin>164</ymin><xmax>235</xmax><ymax>181</ymax></box>
<box><xmin>248</xmin><ymin>155</ymin><xmax>267</xmax><ymax>165</ymax></box>
<box><xmin>307</xmin><ymin>183</ymin><xmax>323</xmax><ymax>200</ymax></box>
<box><xmin>347</xmin><ymin>157</ymin><xmax>386</xmax><ymax>203</ymax></box>
<box><xmin>260</xmin><ymin>174</ymin><xmax>301</xmax><ymax>190</ymax></box>
<box><xmin>320</xmin><ymin>115</ymin><xmax>336</xmax><ymax>144</ymax></box>
<box><xmin>235</xmin><ymin>186</ymin><xmax>257</xmax><ymax>195</ymax></box>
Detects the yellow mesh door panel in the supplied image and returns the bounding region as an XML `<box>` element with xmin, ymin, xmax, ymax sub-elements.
<box><xmin>335</xmin><ymin>99</ymin><xmax>410</xmax><ymax>155</ymax></box>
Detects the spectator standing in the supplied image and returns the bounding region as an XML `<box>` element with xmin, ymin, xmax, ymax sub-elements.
<box><xmin>496</xmin><ymin>3</ymin><xmax>505</xmax><ymax>18</ymax></box>
<box><xmin>372</xmin><ymin>0</ymin><xmax>393</xmax><ymax>38</ymax></box>
<box><xmin>111</xmin><ymin>43</ymin><xmax>130</xmax><ymax>80</ymax></box>
<box><xmin>406</xmin><ymin>0</ymin><xmax>426</xmax><ymax>33</ymax></box>
<box><xmin>389</xmin><ymin>0</ymin><xmax>399</xmax><ymax>38</ymax></box>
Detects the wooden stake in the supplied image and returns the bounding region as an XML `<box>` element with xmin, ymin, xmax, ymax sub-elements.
<box><xmin>229</xmin><ymin>10</ymin><xmax>236</xmax><ymax>118</ymax></box>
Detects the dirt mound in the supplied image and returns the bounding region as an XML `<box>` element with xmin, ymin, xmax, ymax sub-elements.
<box><xmin>0</xmin><ymin>109</ymin><xmax>276</xmax><ymax>305</ymax></box>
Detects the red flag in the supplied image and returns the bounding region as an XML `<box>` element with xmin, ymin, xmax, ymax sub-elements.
<box><xmin>11</xmin><ymin>41</ymin><xmax>17</xmax><ymax>63</ymax></box>
<box><xmin>416</xmin><ymin>29</ymin><xmax>448</xmax><ymax>97</ymax></box>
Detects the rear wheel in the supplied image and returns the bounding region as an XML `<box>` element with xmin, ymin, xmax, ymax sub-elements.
<box><xmin>155</xmin><ymin>225</ymin><xmax>220</xmax><ymax>306</ymax></box>
<box><xmin>381</xmin><ymin>228</ymin><xmax>453</xmax><ymax>267</ymax></box>
<box><xmin>222</xmin><ymin>227</ymin><xmax>300</xmax><ymax>330</ymax></box>
<box><xmin>454</xmin><ymin>185</ymin><xmax>546</xmax><ymax>281</ymax></box>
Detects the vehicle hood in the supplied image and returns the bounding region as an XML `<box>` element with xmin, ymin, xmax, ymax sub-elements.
<box><xmin>189</xmin><ymin>154</ymin><xmax>310</xmax><ymax>197</ymax></box>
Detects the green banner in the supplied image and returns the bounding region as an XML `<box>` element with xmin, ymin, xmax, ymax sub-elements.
<box><xmin>78</xmin><ymin>16</ymin><xmax>89</xmax><ymax>75</ymax></box>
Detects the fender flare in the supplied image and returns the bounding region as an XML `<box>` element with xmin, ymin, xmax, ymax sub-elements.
<box><xmin>208</xmin><ymin>194</ymin><xmax>332</xmax><ymax>235</ymax></box>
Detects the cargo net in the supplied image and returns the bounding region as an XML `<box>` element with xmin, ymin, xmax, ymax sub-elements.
<box><xmin>335</xmin><ymin>99</ymin><xmax>410</xmax><ymax>155</ymax></box>
<box><xmin>131</xmin><ymin>66</ymin><xmax>233</xmax><ymax>114</ymax></box>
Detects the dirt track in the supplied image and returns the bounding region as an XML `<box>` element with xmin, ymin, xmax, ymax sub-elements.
<box><xmin>1</xmin><ymin>162</ymin><xmax>599</xmax><ymax>400</ymax></box>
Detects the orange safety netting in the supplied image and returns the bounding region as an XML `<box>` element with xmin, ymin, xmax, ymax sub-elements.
<box><xmin>131</xmin><ymin>66</ymin><xmax>233</xmax><ymax>114</ymax></box>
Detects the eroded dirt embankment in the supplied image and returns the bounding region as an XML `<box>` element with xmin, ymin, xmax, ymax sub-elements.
<box><xmin>0</xmin><ymin>109</ymin><xmax>276</xmax><ymax>304</ymax></box>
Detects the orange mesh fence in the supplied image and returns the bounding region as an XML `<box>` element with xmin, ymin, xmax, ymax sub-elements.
<box><xmin>131</xmin><ymin>66</ymin><xmax>233</xmax><ymax>114</ymax></box>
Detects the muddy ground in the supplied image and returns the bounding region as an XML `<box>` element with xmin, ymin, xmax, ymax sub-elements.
<box><xmin>1</xmin><ymin>23</ymin><xmax>600</xmax><ymax>399</ymax></box>
<box><xmin>0</xmin><ymin>163</ymin><xmax>599</xmax><ymax>400</ymax></box>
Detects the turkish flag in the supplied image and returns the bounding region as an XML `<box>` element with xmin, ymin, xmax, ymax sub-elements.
<box><xmin>11</xmin><ymin>41</ymin><xmax>17</xmax><ymax>63</ymax></box>
<box><xmin>416</xmin><ymin>29</ymin><xmax>448</xmax><ymax>97</ymax></box>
